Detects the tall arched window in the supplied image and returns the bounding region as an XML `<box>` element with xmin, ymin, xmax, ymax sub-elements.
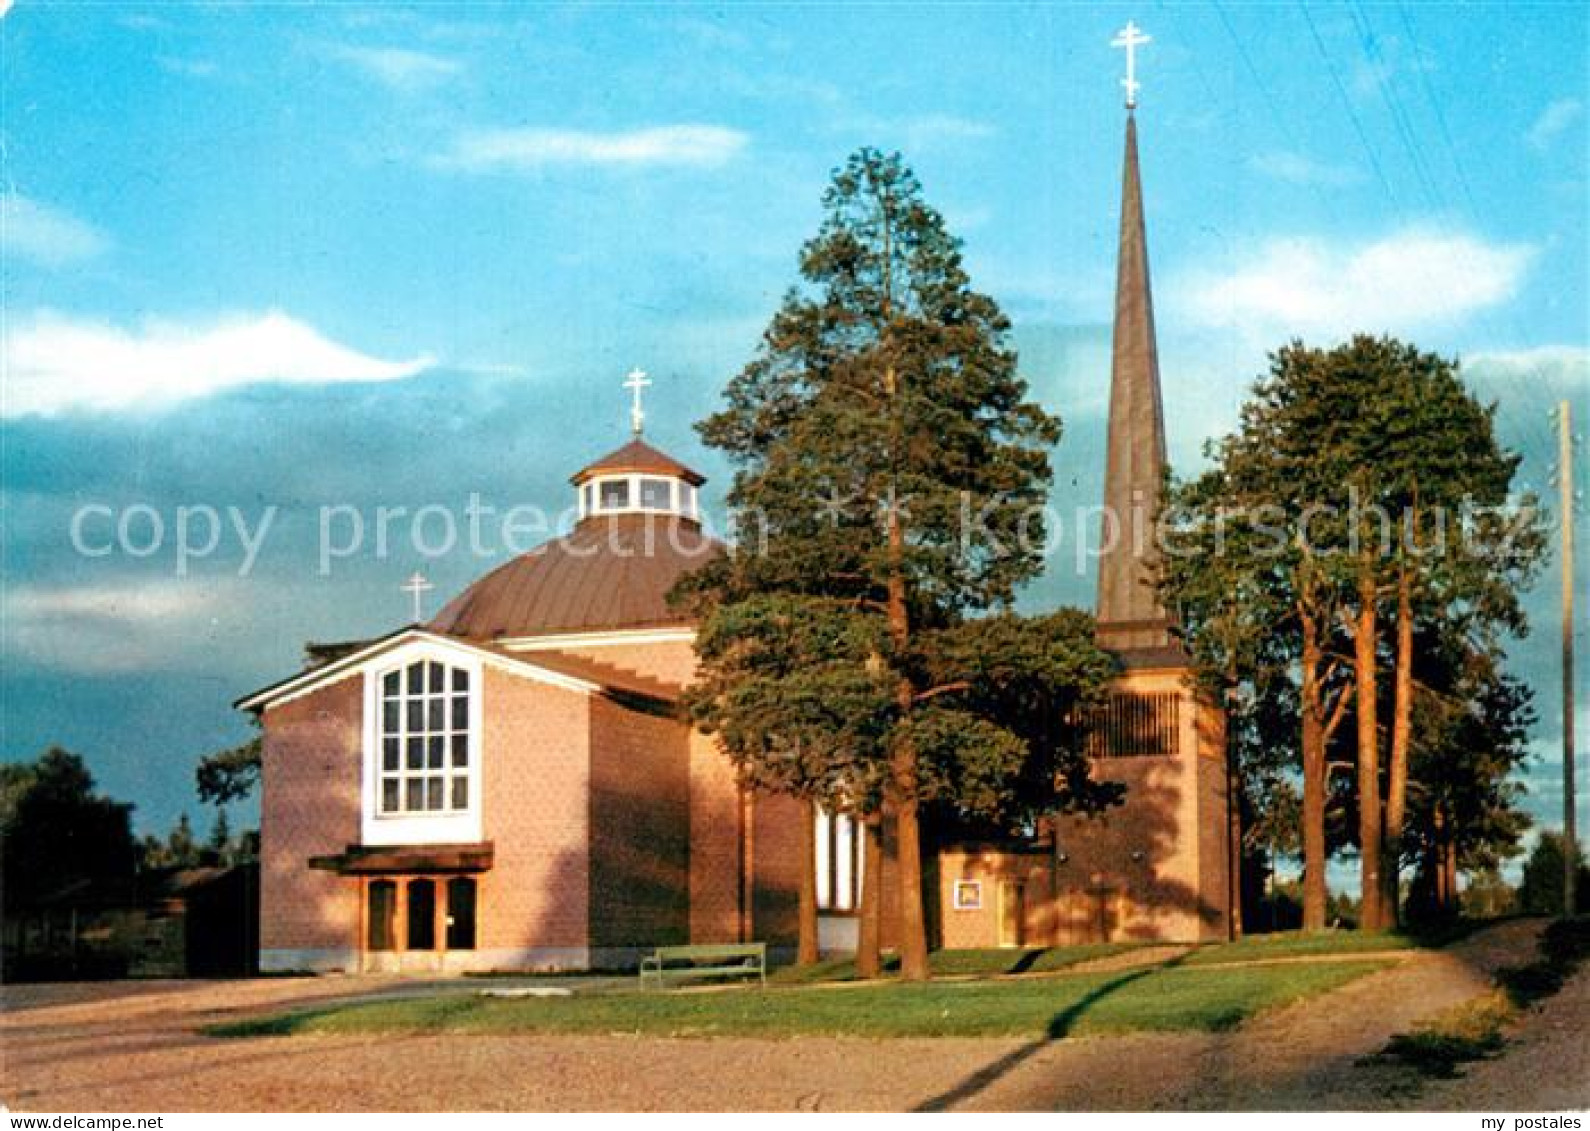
<box><xmin>378</xmin><ymin>659</ymin><xmax>472</xmax><ymax>815</ymax></box>
<box><xmin>815</xmin><ymin>809</ymin><xmax>861</xmax><ymax>912</ymax></box>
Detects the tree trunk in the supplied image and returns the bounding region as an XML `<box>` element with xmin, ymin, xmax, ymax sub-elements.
<box><xmin>1300</xmin><ymin>614</ymin><xmax>1329</xmax><ymax>931</ymax></box>
<box><xmin>1385</xmin><ymin>562</ymin><xmax>1415</xmax><ymax>927</ymax></box>
<box><xmin>855</xmin><ymin>814</ymin><xmax>883</xmax><ymax>978</ymax></box>
<box><xmin>1431</xmin><ymin>805</ymin><xmax>1449</xmax><ymax>912</ymax></box>
<box><xmin>1354</xmin><ymin>568</ymin><xmax>1384</xmax><ymax>932</ymax></box>
<box><xmin>894</xmin><ymin>790</ymin><xmax>930</xmax><ymax>980</ymax></box>
<box><xmin>880</xmin><ymin>350</ymin><xmax>931</xmax><ymax>980</ymax></box>
<box><xmin>797</xmin><ymin>796</ymin><xmax>819</xmax><ymax>965</ymax></box>
<box><xmin>1225</xmin><ymin>703</ymin><xmax>1244</xmax><ymax>940</ymax></box>
<box><xmin>1227</xmin><ymin>769</ymin><xmax>1244</xmax><ymax>940</ymax></box>
<box><xmin>1443</xmin><ymin>836</ymin><xmax>1459</xmax><ymax>914</ymax></box>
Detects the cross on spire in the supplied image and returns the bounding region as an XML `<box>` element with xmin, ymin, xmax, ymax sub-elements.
<box><xmin>623</xmin><ymin>367</ymin><xmax>652</xmax><ymax>436</ymax></box>
<box><xmin>1111</xmin><ymin>20</ymin><xmax>1151</xmax><ymax>110</ymax></box>
<box><xmin>402</xmin><ymin>571</ymin><xmax>434</xmax><ymax>623</ymax></box>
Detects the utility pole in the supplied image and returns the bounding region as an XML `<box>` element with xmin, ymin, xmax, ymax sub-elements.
<box><xmin>1560</xmin><ymin>400</ymin><xmax>1578</xmax><ymax>917</ymax></box>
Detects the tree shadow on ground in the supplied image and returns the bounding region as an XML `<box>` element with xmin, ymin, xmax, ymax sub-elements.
<box><xmin>910</xmin><ymin>961</ymin><xmax>1172</xmax><ymax>1112</ymax></box>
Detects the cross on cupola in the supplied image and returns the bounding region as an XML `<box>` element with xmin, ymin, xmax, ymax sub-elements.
<box><xmin>1111</xmin><ymin>20</ymin><xmax>1150</xmax><ymax>110</ymax></box>
<box><xmin>624</xmin><ymin>367</ymin><xmax>652</xmax><ymax>436</ymax></box>
<box><xmin>570</xmin><ymin>370</ymin><xmax>707</xmax><ymax>523</ymax></box>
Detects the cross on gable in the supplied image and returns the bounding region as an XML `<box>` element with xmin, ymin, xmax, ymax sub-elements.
<box><xmin>402</xmin><ymin>571</ymin><xmax>434</xmax><ymax>623</ymax></box>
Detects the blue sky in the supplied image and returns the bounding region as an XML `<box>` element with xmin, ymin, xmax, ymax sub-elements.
<box><xmin>3</xmin><ymin>3</ymin><xmax>1585</xmax><ymax>873</ymax></box>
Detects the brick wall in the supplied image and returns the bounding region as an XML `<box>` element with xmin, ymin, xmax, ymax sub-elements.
<box><xmin>1038</xmin><ymin>666</ymin><xmax>1232</xmax><ymax>944</ymax></box>
<box><xmin>936</xmin><ymin>848</ymin><xmax>1055</xmax><ymax>949</ymax></box>
<box><xmin>587</xmin><ymin>695</ymin><xmax>690</xmax><ymax>949</ymax></box>
<box><xmin>258</xmin><ymin>677</ymin><xmax>361</xmax><ymax>964</ymax></box>
<box><xmin>478</xmin><ymin>668</ymin><xmax>592</xmax><ymax>953</ymax></box>
<box><xmin>751</xmin><ymin>791</ymin><xmax>802</xmax><ymax>947</ymax></box>
<box><xmin>688</xmin><ymin>730</ymin><xmax>744</xmax><ymax>942</ymax></box>
<box><xmin>1195</xmin><ymin>695</ymin><xmax>1233</xmax><ymax>941</ymax></box>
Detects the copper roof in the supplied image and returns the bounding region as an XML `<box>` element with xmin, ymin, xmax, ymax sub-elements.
<box><xmin>570</xmin><ymin>437</ymin><xmax>706</xmax><ymax>486</ymax></box>
<box><xmin>428</xmin><ymin>512</ymin><xmax>722</xmax><ymax>639</ymax></box>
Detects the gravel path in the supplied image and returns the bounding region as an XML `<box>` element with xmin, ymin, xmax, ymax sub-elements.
<box><xmin>0</xmin><ymin>921</ymin><xmax>1559</xmax><ymax>1112</ymax></box>
<box><xmin>956</xmin><ymin>917</ymin><xmax>1545</xmax><ymax>1110</ymax></box>
<box><xmin>1421</xmin><ymin>961</ymin><xmax>1590</xmax><ymax>1113</ymax></box>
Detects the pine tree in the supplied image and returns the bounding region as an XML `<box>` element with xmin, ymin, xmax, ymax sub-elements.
<box><xmin>1162</xmin><ymin>335</ymin><xmax>1544</xmax><ymax>930</ymax></box>
<box><xmin>166</xmin><ymin>813</ymin><xmax>199</xmax><ymax>868</ymax></box>
<box><xmin>681</xmin><ymin>149</ymin><xmax>1111</xmax><ymax>978</ymax></box>
<box><xmin>207</xmin><ymin>808</ymin><xmax>233</xmax><ymax>863</ymax></box>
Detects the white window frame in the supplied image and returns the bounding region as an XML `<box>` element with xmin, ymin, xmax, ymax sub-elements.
<box><xmin>361</xmin><ymin>640</ymin><xmax>484</xmax><ymax>846</ymax></box>
<box><xmin>953</xmin><ymin>880</ymin><xmax>983</xmax><ymax>911</ymax></box>
<box><xmin>815</xmin><ymin>807</ymin><xmax>862</xmax><ymax>913</ymax></box>
<box><xmin>578</xmin><ymin>473</ymin><xmax>697</xmax><ymax>520</ymax></box>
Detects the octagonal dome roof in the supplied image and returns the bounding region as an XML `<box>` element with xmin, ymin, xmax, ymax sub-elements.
<box><xmin>428</xmin><ymin>512</ymin><xmax>721</xmax><ymax>639</ymax></box>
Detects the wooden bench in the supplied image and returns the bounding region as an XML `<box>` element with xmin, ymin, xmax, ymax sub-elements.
<box><xmin>638</xmin><ymin>942</ymin><xmax>767</xmax><ymax>989</ymax></box>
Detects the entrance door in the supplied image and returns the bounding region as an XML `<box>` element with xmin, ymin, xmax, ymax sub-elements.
<box><xmin>446</xmin><ymin>877</ymin><xmax>477</xmax><ymax>950</ymax></box>
<box><xmin>362</xmin><ymin>876</ymin><xmax>477</xmax><ymax>972</ymax></box>
<box><xmin>367</xmin><ymin>880</ymin><xmax>397</xmax><ymax>951</ymax></box>
<box><xmin>997</xmin><ymin>880</ymin><xmax>1024</xmax><ymax>948</ymax></box>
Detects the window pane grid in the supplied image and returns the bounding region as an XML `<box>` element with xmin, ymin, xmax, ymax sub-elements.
<box><xmin>379</xmin><ymin>660</ymin><xmax>470</xmax><ymax>815</ymax></box>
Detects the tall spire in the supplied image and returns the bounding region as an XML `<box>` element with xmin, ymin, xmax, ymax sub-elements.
<box><xmin>1096</xmin><ymin>97</ymin><xmax>1175</xmax><ymax>654</ymax></box>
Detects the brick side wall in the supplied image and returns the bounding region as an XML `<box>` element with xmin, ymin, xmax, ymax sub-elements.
<box><xmin>587</xmin><ymin>696</ymin><xmax>691</xmax><ymax>948</ymax></box>
<box><xmin>1050</xmin><ymin>752</ymin><xmax>1203</xmax><ymax>942</ymax></box>
<box><xmin>751</xmin><ymin>791</ymin><xmax>802</xmax><ymax>947</ymax></box>
<box><xmin>688</xmin><ymin>730</ymin><xmax>744</xmax><ymax>942</ymax></box>
<box><xmin>1042</xmin><ymin>667</ymin><xmax>1222</xmax><ymax>944</ymax></box>
<box><xmin>259</xmin><ymin>677</ymin><xmax>362</xmax><ymax>958</ymax></box>
<box><xmin>1196</xmin><ymin>697</ymin><xmax>1233</xmax><ymax>941</ymax></box>
<box><xmin>478</xmin><ymin>669</ymin><xmax>591</xmax><ymax>952</ymax></box>
<box><xmin>936</xmin><ymin>849</ymin><xmax>1055</xmax><ymax>949</ymax></box>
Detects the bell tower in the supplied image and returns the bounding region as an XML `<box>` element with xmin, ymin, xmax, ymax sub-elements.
<box><xmin>1048</xmin><ymin>23</ymin><xmax>1232</xmax><ymax>945</ymax></box>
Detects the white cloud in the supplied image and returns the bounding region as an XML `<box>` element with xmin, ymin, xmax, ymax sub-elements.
<box><xmin>442</xmin><ymin>125</ymin><xmax>748</xmax><ymax>172</ymax></box>
<box><xmin>1247</xmin><ymin>151</ymin><xmax>1362</xmax><ymax>188</ymax></box>
<box><xmin>1179</xmin><ymin>227</ymin><xmax>1534</xmax><ymax>337</ymax></box>
<box><xmin>2</xmin><ymin>194</ymin><xmax>110</xmax><ymax>268</ymax></box>
<box><xmin>1527</xmin><ymin>98</ymin><xmax>1585</xmax><ymax>151</ymax></box>
<box><xmin>331</xmin><ymin>44</ymin><xmax>460</xmax><ymax>90</ymax></box>
<box><xmin>3</xmin><ymin>310</ymin><xmax>434</xmax><ymax>417</ymax></box>
<box><xmin>4</xmin><ymin>580</ymin><xmax>245</xmax><ymax>673</ymax></box>
<box><xmin>1466</xmin><ymin>344</ymin><xmax>1588</xmax><ymax>376</ymax></box>
<box><xmin>157</xmin><ymin>56</ymin><xmax>220</xmax><ymax>79</ymax></box>
<box><xmin>1465</xmin><ymin>346</ymin><xmax>1589</xmax><ymax>406</ymax></box>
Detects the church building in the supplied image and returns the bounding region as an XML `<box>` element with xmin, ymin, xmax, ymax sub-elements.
<box><xmin>240</xmin><ymin>52</ymin><xmax>1230</xmax><ymax>973</ymax></box>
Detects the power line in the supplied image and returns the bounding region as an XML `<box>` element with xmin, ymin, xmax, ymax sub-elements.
<box><xmin>1394</xmin><ymin>1</ymin><xmax>1486</xmax><ymax>221</ymax></box>
<box><xmin>1348</xmin><ymin>0</ymin><xmax>1446</xmax><ymax>214</ymax></box>
<box><xmin>1298</xmin><ymin>0</ymin><xmax>1404</xmax><ymax>219</ymax></box>
<box><xmin>1306</xmin><ymin>0</ymin><xmax>1557</xmax><ymax>460</ymax></box>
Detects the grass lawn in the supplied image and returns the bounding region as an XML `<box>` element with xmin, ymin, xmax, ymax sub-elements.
<box><xmin>771</xmin><ymin>941</ymin><xmax>1145</xmax><ymax>984</ymax></box>
<box><xmin>1179</xmin><ymin>922</ymin><xmax>1480</xmax><ymax>967</ymax></box>
<box><xmin>211</xmin><ymin>957</ymin><xmax>1388</xmax><ymax>1041</ymax></box>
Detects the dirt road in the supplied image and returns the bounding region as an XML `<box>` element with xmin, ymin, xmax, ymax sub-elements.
<box><xmin>2</xmin><ymin>920</ymin><xmax>1574</xmax><ymax>1112</ymax></box>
